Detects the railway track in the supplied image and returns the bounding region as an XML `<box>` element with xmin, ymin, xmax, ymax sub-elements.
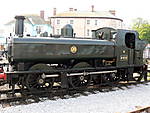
<box><xmin>0</xmin><ymin>80</ymin><xmax>149</xmax><ymax>108</ymax></box>
<box><xmin>129</xmin><ymin>106</ymin><xmax>150</xmax><ymax>113</ymax></box>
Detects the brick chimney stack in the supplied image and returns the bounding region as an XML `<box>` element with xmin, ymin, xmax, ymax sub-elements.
<box><xmin>40</xmin><ymin>10</ymin><xmax>44</xmax><ymax>19</ymax></box>
<box><xmin>69</xmin><ymin>8</ymin><xmax>74</xmax><ymax>11</ymax></box>
<box><xmin>91</xmin><ymin>5</ymin><xmax>94</xmax><ymax>12</ymax></box>
<box><xmin>53</xmin><ymin>8</ymin><xmax>56</xmax><ymax>16</ymax></box>
<box><xmin>109</xmin><ymin>10</ymin><xmax>116</xmax><ymax>16</ymax></box>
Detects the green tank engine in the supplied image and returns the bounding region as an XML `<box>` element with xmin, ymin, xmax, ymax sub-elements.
<box><xmin>7</xmin><ymin>24</ymin><xmax>146</xmax><ymax>71</ymax></box>
<box><xmin>0</xmin><ymin>16</ymin><xmax>147</xmax><ymax>91</ymax></box>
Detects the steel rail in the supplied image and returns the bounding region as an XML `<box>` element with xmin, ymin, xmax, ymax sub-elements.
<box><xmin>0</xmin><ymin>80</ymin><xmax>149</xmax><ymax>107</ymax></box>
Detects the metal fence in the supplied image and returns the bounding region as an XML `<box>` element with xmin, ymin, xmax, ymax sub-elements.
<box><xmin>143</xmin><ymin>44</ymin><xmax>150</xmax><ymax>59</ymax></box>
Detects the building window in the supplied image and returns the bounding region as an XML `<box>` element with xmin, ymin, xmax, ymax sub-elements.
<box><xmin>87</xmin><ymin>20</ymin><xmax>90</xmax><ymax>25</ymax></box>
<box><xmin>57</xmin><ymin>20</ymin><xmax>60</xmax><ymax>24</ymax></box>
<box><xmin>70</xmin><ymin>20</ymin><xmax>74</xmax><ymax>24</ymax></box>
<box><xmin>25</xmin><ymin>27</ymin><xmax>27</xmax><ymax>32</ymax></box>
<box><xmin>56</xmin><ymin>29</ymin><xmax>59</xmax><ymax>35</ymax></box>
<box><xmin>13</xmin><ymin>27</ymin><xmax>15</xmax><ymax>32</ymax></box>
<box><xmin>95</xmin><ymin>20</ymin><xmax>98</xmax><ymax>25</ymax></box>
<box><xmin>36</xmin><ymin>26</ymin><xmax>41</xmax><ymax>34</ymax></box>
<box><xmin>87</xmin><ymin>29</ymin><xmax>90</xmax><ymax>36</ymax></box>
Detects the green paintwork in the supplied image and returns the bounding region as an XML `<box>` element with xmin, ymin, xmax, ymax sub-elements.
<box><xmin>10</xmin><ymin>37</ymin><xmax>115</xmax><ymax>63</ymax></box>
<box><xmin>115</xmin><ymin>29</ymin><xmax>147</xmax><ymax>67</ymax></box>
<box><xmin>7</xmin><ymin>27</ymin><xmax>147</xmax><ymax>68</ymax></box>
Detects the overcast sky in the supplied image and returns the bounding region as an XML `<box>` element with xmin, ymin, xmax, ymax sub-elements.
<box><xmin>0</xmin><ymin>0</ymin><xmax>149</xmax><ymax>27</ymax></box>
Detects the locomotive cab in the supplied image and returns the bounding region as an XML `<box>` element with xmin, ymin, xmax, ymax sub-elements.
<box><xmin>115</xmin><ymin>29</ymin><xmax>147</xmax><ymax>67</ymax></box>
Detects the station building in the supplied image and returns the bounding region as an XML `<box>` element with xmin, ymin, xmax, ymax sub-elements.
<box><xmin>50</xmin><ymin>6</ymin><xmax>123</xmax><ymax>37</ymax></box>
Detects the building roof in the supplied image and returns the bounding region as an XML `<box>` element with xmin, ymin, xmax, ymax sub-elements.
<box><xmin>26</xmin><ymin>15</ymin><xmax>46</xmax><ymax>25</ymax></box>
<box><xmin>51</xmin><ymin>11</ymin><xmax>123</xmax><ymax>21</ymax></box>
<box><xmin>5</xmin><ymin>14</ymin><xmax>47</xmax><ymax>25</ymax></box>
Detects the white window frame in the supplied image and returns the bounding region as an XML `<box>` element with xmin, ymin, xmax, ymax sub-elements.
<box><xmin>87</xmin><ymin>20</ymin><xmax>90</xmax><ymax>25</ymax></box>
<box><xmin>57</xmin><ymin>20</ymin><xmax>60</xmax><ymax>24</ymax></box>
<box><xmin>56</xmin><ymin>29</ymin><xmax>59</xmax><ymax>35</ymax></box>
<box><xmin>95</xmin><ymin>20</ymin><xmax>98</xmax><ymax>25</ymax></box>
<box><xmin>70</xmin><ymin>20</ymin><xmax>74</xmax><ymax>24</ymax></box>
<box><xmin>87</xmin><ymin>29</ymin><xmax>90</xmax><ymax>36</ymax></box>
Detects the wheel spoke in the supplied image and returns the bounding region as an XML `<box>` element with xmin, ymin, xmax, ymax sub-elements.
<box><xmin>70</xmin><ymin>75</ymin><xmax>90</xmax><ymax>88</ymax></box>
<box><xmin>68</xmin><ymin>62</ymin><xmax>92</xmax><ymax>88</ymax></box>
<box><xmin>31</xmin><ymin>83</ymin><xmax>38</xmax><ymax>88</ymax></box>
<box><xmin>25</xmin><ymin>63</ymin><xmax>55</xmax><ymax>91</ymax></box>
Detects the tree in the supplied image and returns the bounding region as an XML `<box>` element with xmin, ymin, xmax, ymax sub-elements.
<box><xmin>132</xmin><ymin>18</ymin><xmax>150</xmax><ymax>42</ymax></box>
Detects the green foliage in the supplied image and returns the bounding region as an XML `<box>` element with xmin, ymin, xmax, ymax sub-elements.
<box><xmin>132</xmin><ymin>18</ymin><xmax>150</xmax><ymax>42</ymax></box>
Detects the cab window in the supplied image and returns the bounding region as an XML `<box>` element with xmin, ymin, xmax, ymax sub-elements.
<box><xmin>125</xmin><ymin>33</ymin><xmax>135</xmax><ymax>49</ymax></box>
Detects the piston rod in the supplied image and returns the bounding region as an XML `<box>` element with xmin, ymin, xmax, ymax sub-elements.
<box><xmin>45</xmin><ymin>70</ymin><xmax>117</xmax><ymax>78</ymax></box>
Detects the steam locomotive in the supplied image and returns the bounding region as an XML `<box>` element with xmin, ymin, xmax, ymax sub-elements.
<box><xmin>0</xmin><ymin>16</ymin><xmax>147</xmax><ymax>92</ymax></box>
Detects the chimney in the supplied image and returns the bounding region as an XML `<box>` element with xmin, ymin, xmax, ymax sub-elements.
<box><xmin>40</xmin><ymin>10</ymin><xmax>44</xmax><ymax>19</ymax></box>
<box><xmin>15</xmin><ymin>16</ymin><xmax>25</xmax><ymax>37</ymax></box>
<box><xmin>74</xmin><ymin>9</ymin><xmax>77</xmax><ymax>11</ymax></box>
<box><xmin>109</xmin><ymin>10</ymin><xmax>116</xmax><ymax>16</ymax></box>
<box><xmin>53</xmin><ymin>8</ymin><xmax>56</xmax><ymax>16</ymax></box>
<box><xmin>69</xmin><ymin>8</ymin><xmax>73</xmax><ymax>11</ymax></box>
<box><xmin>91</xmin><ymin>5</ymin><xmax>94</xmax><ymax>12</ymax></box>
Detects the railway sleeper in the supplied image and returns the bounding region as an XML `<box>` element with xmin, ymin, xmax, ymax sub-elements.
<box><xmin>0</xmin><ymin>80</ymin><xmax>150</xmax><ymax>106</ymax></box>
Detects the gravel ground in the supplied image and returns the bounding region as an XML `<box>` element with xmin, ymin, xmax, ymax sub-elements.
<box><xmin>0</xmin><ymin>82</ymin><xmax>150</xmax><ymax>113</ymax></box>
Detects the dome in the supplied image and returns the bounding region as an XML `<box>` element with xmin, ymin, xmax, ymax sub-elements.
<box><xmin>61</xmin><ymin>24</ymin><xmax>73</xmax><ymax>38</ymax></box>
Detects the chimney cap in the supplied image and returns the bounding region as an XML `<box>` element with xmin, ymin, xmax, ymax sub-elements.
<box><xmin>53</xmin><ymin>8</ymin><xmax>57</xmax><ymax>16</ymax></box>
<box><xmin>74</xmin><ymin>9</ymin><xmax>77</xmax><ymax>11</ymax></box>
<box><xmin>15</xmin><ymin>16</ymin><xmax>25</xmax><ymax>20</ymax></box>
<box><xmin>69</xmin><ymin>8</ymin><xmax>74</xmax><ymax>11</ymax></box>
<box><xmin>40</xmin><ymin>10</ymin><xmax>45</xmax><ymax>19</ymax></box>
<box><xmin>109</xmin><ymin>10</ymin><xmax>116</xmax><ymax>16</ymax></box>
<box><xmin>91</xmin><ymin>5</ymin><xmax>94</xmax><ymax>12</ymax></box>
